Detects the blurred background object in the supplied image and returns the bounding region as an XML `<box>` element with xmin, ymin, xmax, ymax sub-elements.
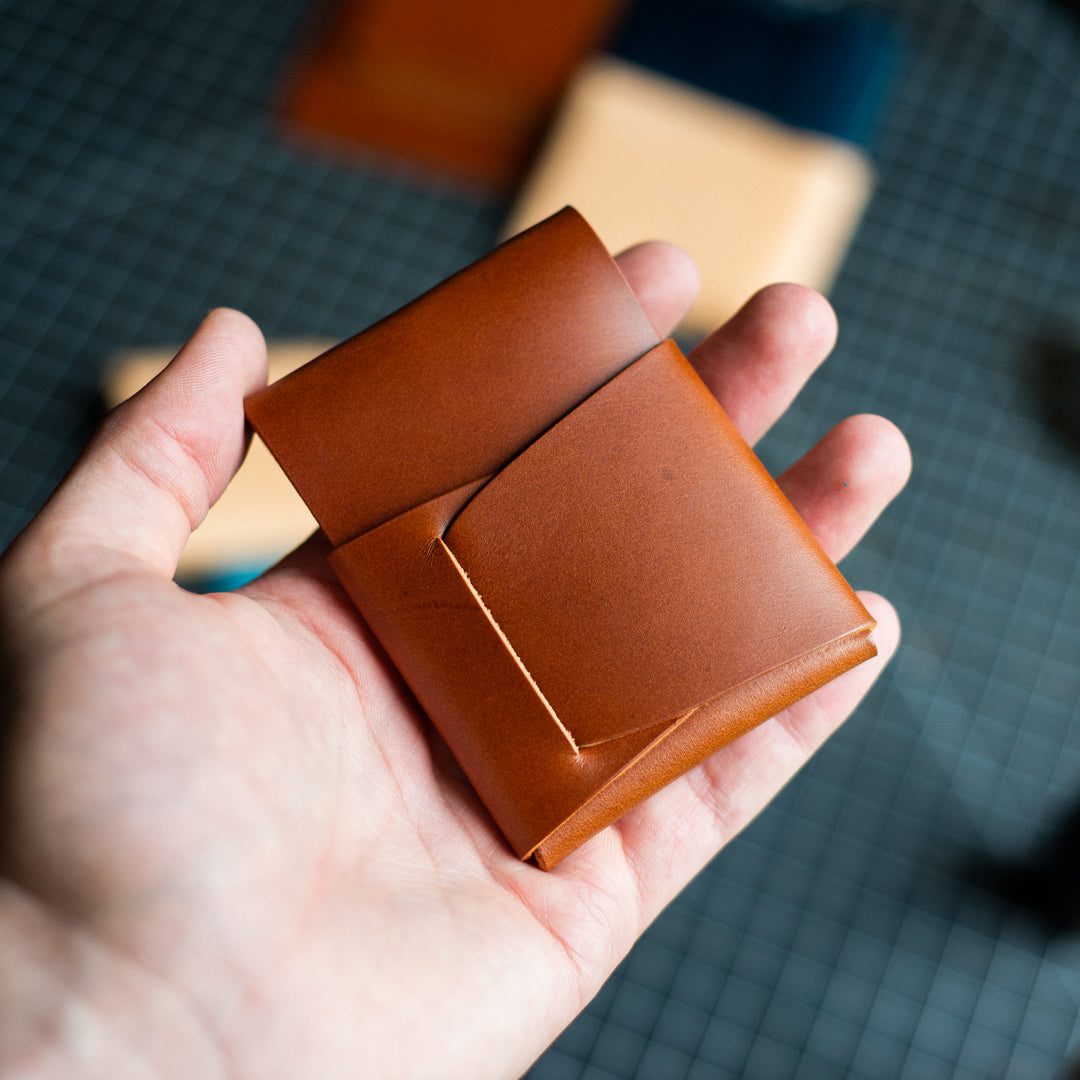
<box><xmin>278</xmin><ymin>0</ymin><xmax>629</xmax><ymax>192</ymax></box>
<box><xmin>3</xmin><ymin>0</ymin><xmax>1080</xmax><ymax>1076</ymax></box>
<box><xmin>506</xmin><ymin>0</ymin><xmax>897</xmax><ymax>332</ymax></box>
<box><xmin>504</xmin><ymin>54</ymin><xmax>875</xmax><ymax>334</ymax></box>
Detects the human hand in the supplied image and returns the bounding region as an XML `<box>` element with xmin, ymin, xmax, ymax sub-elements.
<box><xmin>0</xmin><ymin>244</ymin><xmax>910</xmax><ymax>1080</ymax></box>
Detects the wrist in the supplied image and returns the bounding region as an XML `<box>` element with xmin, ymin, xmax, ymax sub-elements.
<box><xmin>0</xmin><ymin>881</ymin><xmax>227</xmax><ymax>1080</ymax></box>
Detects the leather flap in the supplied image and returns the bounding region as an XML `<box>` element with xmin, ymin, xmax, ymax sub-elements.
<box><xmin>244</xmin><ymin>207</ymin><xmax>658</xmax><ymax>547</ymax></box>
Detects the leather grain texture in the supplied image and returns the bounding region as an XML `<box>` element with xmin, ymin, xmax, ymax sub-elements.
<box><xmin>245</xmin><ymin>207</ymin><xmax>876</xmax><ymax>868</ymax></box>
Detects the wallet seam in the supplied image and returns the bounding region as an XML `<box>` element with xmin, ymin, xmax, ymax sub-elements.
<box><xmin>437</xmin><ymin>537</ymin><xmax>580</xmax><ymax>755</ymax></box>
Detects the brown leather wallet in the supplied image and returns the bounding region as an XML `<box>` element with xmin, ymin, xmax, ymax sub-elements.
<box><xmin>244</xmin><ymin>207</ymin><xmax>876</xmax><ymax>869</ymax></box>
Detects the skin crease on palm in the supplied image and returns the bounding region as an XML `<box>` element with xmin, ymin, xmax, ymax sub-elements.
<box><xmin>0</xmin><ymin>240</ymin><xmax>911</xmax><ymax>1080</ymax></box>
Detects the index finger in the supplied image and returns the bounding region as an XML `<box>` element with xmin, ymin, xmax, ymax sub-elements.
<box><xmin>614</xmin><ymin>241</ymin><xmax>701</xmax><ymax>338</ymax></box>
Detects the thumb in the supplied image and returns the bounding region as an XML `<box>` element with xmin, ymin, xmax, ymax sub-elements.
<box><xmin>3</xmin><ymin>309</ymin><xmax>268</xmax><ymax>599</ymax></box>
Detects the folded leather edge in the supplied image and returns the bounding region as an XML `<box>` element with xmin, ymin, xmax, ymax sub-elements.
<box><xmin>530</xmin><ymin>624</ymin><xmax>877</xmax><ymax>869</ymax></box>
<box><xmin>243</xmin><ymin>206</ymin><xmax>660</xmax><ymax>546</ymax></box>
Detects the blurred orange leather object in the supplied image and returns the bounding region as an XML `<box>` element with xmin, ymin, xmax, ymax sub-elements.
<box><xmin>279</xmin><ymin>0</ymin><xmax>627</xmax><ymax>192</ymax></box>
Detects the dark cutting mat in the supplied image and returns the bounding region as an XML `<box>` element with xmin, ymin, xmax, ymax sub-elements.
<box><xmin>2</xmin><ymin>1</ymin><xmax>1080</xmax><ymax>1076</ymax></box>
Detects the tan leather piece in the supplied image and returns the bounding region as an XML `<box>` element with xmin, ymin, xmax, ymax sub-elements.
<box><xmin>245</xmin><ymin>207</ymin><xmax>876</xmax><ymax>868</ymax></box>
<box><xmin>505</xmin><ymin>56</ymin><xmax>874</xmax><ymax>334</ymax></box>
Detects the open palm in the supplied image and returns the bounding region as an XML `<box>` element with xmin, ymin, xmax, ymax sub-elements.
<box><xmin>0</xmin><ymin>244</ymin><xmax>909</xmax><ymax>1079</ymax></box>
